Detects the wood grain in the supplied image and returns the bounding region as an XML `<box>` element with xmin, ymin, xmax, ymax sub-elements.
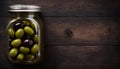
<box><xmin>8</xmin><ymin>0</ymin><xmax>120</xmax><ymax>16</ymax></box>
<box><xmin>43</xmin><ymin>46</ymin><xmax>120</xmax><ymax>69</ymax></box>
<box><xmin>0</xmin><ymin>0</ymin><xmax>120</xmax><ymax>68</ymax></box>
<box><xmin>0</xmin><ymin>0</ymin><xmax>8</xmax><ymax>17</ymax></box>
<box><xmin>0</xmin><ymin>46</ymin><xmax>120</xmax><ymax>69</ymax></box>
<box><xmin>44</xmin><ymin>17</ymin><xmax>120</xmax><ymax>45</ymax></box>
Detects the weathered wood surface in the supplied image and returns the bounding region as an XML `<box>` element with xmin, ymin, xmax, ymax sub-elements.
<box><xmin>0</xmin><ymin>0</ymin><xmax>8</xmax><ymax>17</ymax></box>
<box><xmin>44</xmin><ymin>17</ymin><xmax>120</xmax><ymax>46</ymax></box>
<box><xmin>0</xmin><ymin>0</ymin><xmax>119</xmax><ymax>69</ymax></box>
<box><xmin>8</xmin><ymin>0</ymin><xmax>120</xmax><ymax>16</ymax></box>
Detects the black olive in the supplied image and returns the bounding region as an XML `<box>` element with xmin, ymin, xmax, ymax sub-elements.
<box><xmin>9</xmin><ymin>38</ymin><xmax>12</xmax><ymax>42</ymax></box>
<box><xmin>13</xmin><ymin>20</ymin><xmax>25</xmax><ymax>30</ymax></box>
<box><xmin>22</xmin><ymin>39</ymin><xmax>34</xmax><ymax>47</ymax></box>
<box><xmin>9</xmin><ymin>39</ymin><xmax>12</xmax><ymax>45</ymax></box>
<box><xmin>29</xmin><ymin>40</ymin><xmax>34</xmax><ymax>46</ymax></box>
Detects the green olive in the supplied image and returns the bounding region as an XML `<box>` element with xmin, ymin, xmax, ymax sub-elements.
<box><xmin>24</xmin><ymin>26</ymin><xmax>34</xmax><ymax>36</ymax></box>
<box><xmin>22</xmin><ymin>20</ymin><xmax>30</xmax><ymax>26</ymax></box>
<box><xmin>31</xmin><ymin>23</ymin><xmax>35</xmax><ymax>30</ymax></box>
<box><xmin>17</xmin><ymin>53</ymin><xmax>24</xmax><ymax>61</ymax></box>
<box><xmin>9</xmin><ymin>48</ymin><xmax>18</xmax><ymax>57</ymax></box>
<box><xmin>15</xmin><ymin>28</ymin><xmax>24</xmax><ymax>38</ymax></box>
<box><xmin>33</xmin><ymin>34</ymin><xmax>38</xmax><ymax>43</ymax></box>
<box><xmin>25</xmin><ymin>54</ymin><xmax>35</xmax><ymax>61</ymax></box>
<box><xmin>19</xmin><ymin>46</ymin><xmax>30</xmax><ymax>54</ymax></box>
<box><xmin>31</xmin><ymin>44</ymin><xmax>39</xmax><ymax>54</ymax></box>
<box><xmin>9</xmin><ymin>28</ymin><xmax>15</xmax><ymax>38</ymax></box>
<box><xmin>11</xmin><ymin>39</ymin><xmax>21</xmax><ymax>47</ymax></box>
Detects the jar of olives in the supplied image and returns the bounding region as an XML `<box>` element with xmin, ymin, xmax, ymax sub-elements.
<box><xmin>7</xmin><ymin>4</ymin><xmax>43</xmax><ymax>64</ymax></box>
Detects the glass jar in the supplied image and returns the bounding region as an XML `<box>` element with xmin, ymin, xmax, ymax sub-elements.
<box><xmin>7</xmin><ymin>4</ymin><xmax>43</xmax><ymax>65</ymax></box>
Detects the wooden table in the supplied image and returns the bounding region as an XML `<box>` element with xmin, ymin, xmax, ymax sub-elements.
<box><xmin>0</xmin><ymin>0</ymin><xmax>120</xmax><ymax>69</ymax></box>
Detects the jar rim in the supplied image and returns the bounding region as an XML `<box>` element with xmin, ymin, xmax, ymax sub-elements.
<box><xmin>9</xmin><ymin>4</ymin><xmax>41</xmax><ymax>12</ymax></box>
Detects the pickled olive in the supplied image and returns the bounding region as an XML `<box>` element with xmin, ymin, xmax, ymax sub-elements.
<box><xmin>31</xmin><ymin>44</ymin><xmax>39</xmax><ymax>54</ymax></box>
<box><xmin>17</xmin><ymin>53</ymin><xmax>24</xmax><ymax>61</ymax></box>
<box><xmin>25</xmin><ymin>54</ymin><xmax>35</xmax><ymax>61</ymax></box>
<box><xmin>22</xmin><ymin>20</ymin><xmax>30</xmax><ymax>26</ymax></box>
<box><xmin>9</xmin><ymin>39</ymin><xmax>12</xmax><ymax>45</ymax></box>
<box><xmin>19</xmin><ymin>47</ymin><xmax>30</xmax><ymax>54</ymax></box>
<box><xmin>13</xmin><ymin>21</ymin><xmax>25</xmax><ymax>30</ymax></box>
<box><xmin>9</xmin><ymin>48</ymin><xmax>18</xmax><ymax>57</ymax></box>
<box><xmin>9</xmin><ymin>39</ymin><xmax>12</xmax><ymax>42</ymax></box>
<box><xmin>33</xmin><ymin>34</ymin><xmax>38</xmax><ymax>43</ymax></box>
<box><xmin>24</xmin><ymin>26</ymin><xmax>34</xmax><ymax>36</ymax></box>
<box><xmin>22</xmin><ymin>39</ymin><xmax>34</xmax><ymax>47</ymax></box>
<box><xmin>30</xmin><ymin>23</ymin><xmax>35</xmax><ymax>30</ymax></box>
<box><xmin>9</xmin><ymin>28</ymin><xmax>15</xmax><ymax>38</ymax></box>
<box><xmin>11</xmin><ymin>39</ymin><xmax>21</xmax><ymax>47</ymax></box>
<box><xmin>15</xmin><ymin>28</ymin><xmax>24</xmax><ymax>38</ymax></box>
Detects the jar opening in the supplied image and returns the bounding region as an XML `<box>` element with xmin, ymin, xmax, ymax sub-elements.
<box><xmin>9</xmin><ymin>4</ymin><xmax>41</xmax><ymax>12</ymax></box>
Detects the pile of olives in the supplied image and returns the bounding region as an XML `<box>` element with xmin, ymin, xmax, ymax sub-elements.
<box><xmin>8</xmin><ymin>19</ymin><xmax>39</xmax><ymax>62</ymax></box>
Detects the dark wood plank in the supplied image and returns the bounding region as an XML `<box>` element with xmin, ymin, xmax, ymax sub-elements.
<box><xmin>44</xmin><ymin>17</ymin><xmax>120</xmax><ymax>45</ymax></box>
<box><xmin>8</xmin><ymin>0</ymin><xmax>120</xmax><ymax>16</ymax></box>
<box><xmin>43</xmin><ymin>46</ymin><xmax>120</xmax><ymax>69</ymax></box>
<box><xmin>0</xmin><ymin>0</ymin><xmax>8</xmax><ymax>17</ymax></box>
<box><xmin>0</xmin><ymin>17</ymin><xmax>7</xmax><ymax>36</ymax></box>
<box><xmin>0</xmin><ymin>17</ymin><xmax>120</xmax><ymax>46</ymax></box>
<box><xmin>0</xmin><ymin>46</ymin><xmax>120</xmax><ymax>69</ymax></box>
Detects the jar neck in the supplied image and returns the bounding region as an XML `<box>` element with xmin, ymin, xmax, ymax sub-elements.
<box><xmin>9</xmin><ymin>12</ymin><xmax>39</xmax><ymax>18</ymax></box>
